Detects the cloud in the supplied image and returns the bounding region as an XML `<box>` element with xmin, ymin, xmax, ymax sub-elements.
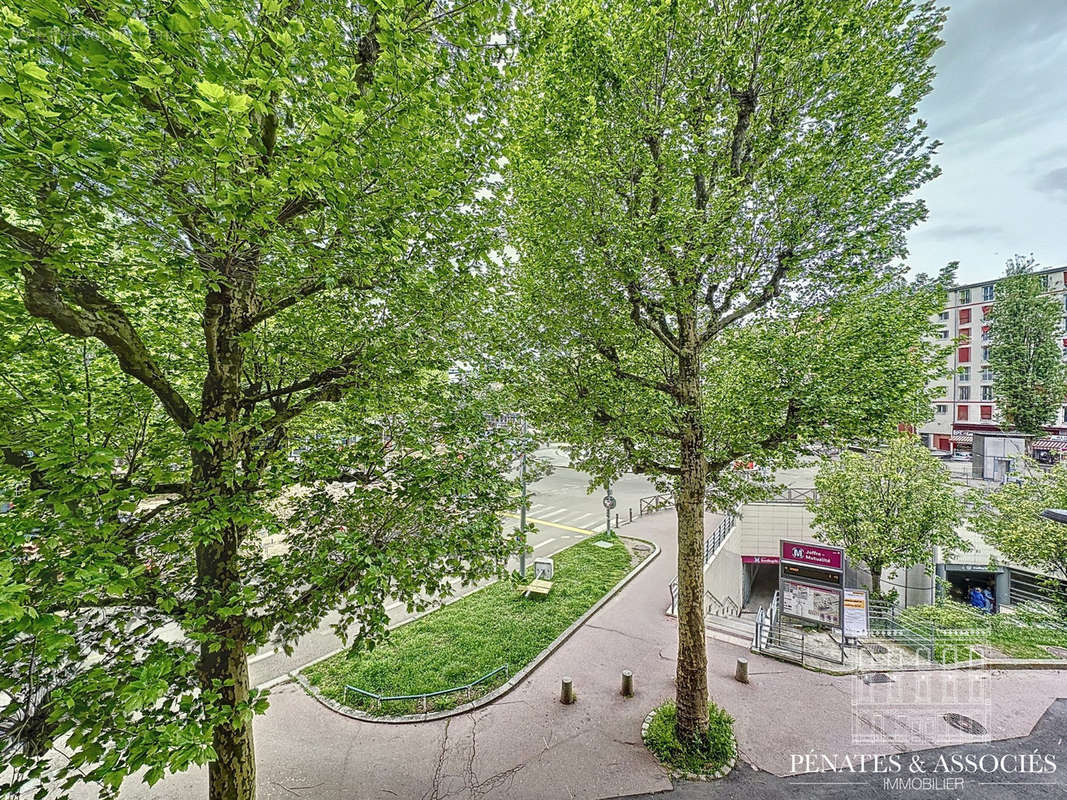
<box><xmin>1033</xmin><ymin>166</ymin><xmax>1067</xmax><ymax>199</ymax></box>
<box><xmin>912</xmin><ymin>222</ymin><xmax>1005</xmax><ymax>240</ymax></box>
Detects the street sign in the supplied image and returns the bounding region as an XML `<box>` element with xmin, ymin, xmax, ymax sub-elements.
<box><xmin>778</xmin><ymin>539</ymin><xmax>846</xmax><ymax>630</ymax></box>
<box><xmin>603</xmin><ymin>495</ymin><xmax>616</xmax><ymax>510</ymax></box>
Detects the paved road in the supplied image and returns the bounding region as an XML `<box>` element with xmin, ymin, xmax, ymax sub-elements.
<box><xmin>618</xmin><ymin>699</ymin><xmax>1067</xmax><ymax>800</ymax></box>
<box><xmin>246</xmin><ymin>446</ymin><xmax>661</xmax><ymax>686</ymax></box>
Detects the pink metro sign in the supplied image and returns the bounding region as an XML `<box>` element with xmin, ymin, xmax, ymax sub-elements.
<box><xmin>780</xmin><ymin>540</ymin><xmax>844</xmax><ymax>572</ymax></box>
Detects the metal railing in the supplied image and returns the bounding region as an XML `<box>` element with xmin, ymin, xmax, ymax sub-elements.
<box><xmin>666</xmin><ymin>511</ymin><xmax>739</xmax><ymax>615</ymax></box>
<box><xmin>705</xmin><ymin>590</ymin><xmax>740</xmax><ymax>617</ymax></box>
<box><xmin>343</xmin><ymin>664</ymin><xmax>509</xmax><ymax>713</ymax></box>
<box><xmin>639</xmin><ymin>494</ymin><xmax>674</xmax><ymax>516</ymax></box>
<box><xmin>760</xmin><ymin>487</ymin><xmax>818</xmax><ymax>504</ymax></box>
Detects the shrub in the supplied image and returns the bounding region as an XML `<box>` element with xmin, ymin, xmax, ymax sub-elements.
<box><xmin>644</xmin><ymin>701</ymin><xmax>735</xmax><ymax>775</ymax></box>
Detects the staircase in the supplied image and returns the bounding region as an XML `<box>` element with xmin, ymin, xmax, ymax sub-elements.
<box><xmin>704</xmin><ymin>613</ymin><xmax>757</xmax><ymax>649</ymax></box>
<box><xmin>703</xmin><ymin>591</ymin><xmax>755</xmax><ymax>648</ymax></box>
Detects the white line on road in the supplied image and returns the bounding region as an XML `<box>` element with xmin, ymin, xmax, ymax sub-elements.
<box><xmin>537</xmin><ymin>507</ymin><xmax>569</xmax><ymax>520</ymax></box>
<box><xmin>533</xmin><ymin>537</ymin><xmax>556</xmax><ymax>549</ymax></box>
<box><xmin>571</xmin><ymin>512</ymin><xmax>599</xmax><ymax>523</ymax></box>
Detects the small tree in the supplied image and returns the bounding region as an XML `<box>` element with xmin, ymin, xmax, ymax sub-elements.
<box><xmin>972</xmin><ymin>461</ymin><xmax>1067</xmax><ymax>612</ymax></box>
<box><xmin>988</xmin><ymin>255</ymin><xmax>1067</xmax><ymax>434</ymax></box>
<box><xmin>809</xmin><ymin>436</ymin><xmax>967</xmax><ymax>596</ymax></box>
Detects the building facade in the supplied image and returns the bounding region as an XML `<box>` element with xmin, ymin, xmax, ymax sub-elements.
<box><xmin>918</xmin><ymin>265</ymin><xmax>1067</xmax><ymax>452</ymax></box>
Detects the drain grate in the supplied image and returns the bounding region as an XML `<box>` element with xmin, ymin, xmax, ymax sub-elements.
<box><xmin>862</xmin><ymin>672</ymin><xmax>893</xmax><ymax>684</ymax></box>
<box><xmin>943</xmin><ymin>713</ymin><xmax>987</xmax><ymax>735</ymax></box>
<box><xmin>866</xmin><ymin>644</ymin><xmax>888</xmax><ymax>655</ymax></box>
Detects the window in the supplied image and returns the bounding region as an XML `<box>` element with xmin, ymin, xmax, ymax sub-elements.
<box><xmin>937</xmin><ymin>329</ymin><xmax>949</xmax><ymax>339</ymax></box>
<box><xmin>982</xmin><ymin>325</ymin><xmax>991</xmax><ymax>341</ymax></box>
<box><xmin>935</xmin><ymin>404</ymin><xmax>948</xmax><ymax>415</ymax></box>
<box><xmin>958</xmin><ymin>405</ymin><xmax>969</xmax><ymax>420</ymax></box>
<box><xmin>959</xmin><ymin>366</ymin><xmax>971</xmax><ymax>382</ymax></box>
<box><xmin>1040</xmin><ymin>274</ymin><xmax>1050</xmax><ymax>290</ymax></box>
<box><xmin>959</xmin><ymin>288</ymin><xmax>971</xmax><ymax>303</ymax></box>
<box><xmin>959</xmin><ymin>328</ymin><xmax>970</xmax><ymax>343</ymax></box>
<box><xmin>983</xmin><ymin>285</ymin><xmax>995</xmax><ymax>301</ymax></box>
<box><xmin>982</xmin><ymin>368</ymin><xmax>993</xmax><ymax>382</ymax></box>
<box><xmin>982</xmin><ymin>346</ymin><xmax>991</xmax><ymax>362</ymax></box>
<box><xmin>1063</xmin><ymin>407</ymin><xmax>1067</xmax><ymax>424</ymax></box>
<box><xmin>959</xmin><ymin>308</ymin><xmax>971</xmax><ymax>324</ymax></box>
<box><xmin>981</xmin><ymin>386</ymin><xmax>993</xmax><ymax>401</ymax></box>
<box><xmin>959</xmin><ymin>386</ymin><xmax>970</xmax><ymax>400</ymax></box>
<box><xmin>980</xmin><ymin>405</ymin><xmax>993</xmax><ymax>420</ymax></box>
<box><xmin>959</xmin><ymin>346</ymin><xmax>971</xmax><ymax>362</ymax></box>
<box><xmin>938</xmin><ymin>310</ymin><xmax>950</xmax><ymax>321</ymax></box>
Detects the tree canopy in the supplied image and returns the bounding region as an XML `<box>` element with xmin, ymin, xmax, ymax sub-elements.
<box><xmin>988</xmin><ymin>255</ymin><xmax>1067</xmax><ymax>434</ymax></box>
<box><xmin>504</xmin><ymin>0</ymin><xmax>947</xmax><ymax>744</ymax></box>
<box><xmin>0</xmin><ymin>1</ymin><xmax>518</xmax><ymax>798</ymax></box>
<box><xmin>809</xmin><ymin>435</ymin><xmax>967</xmax><ymax>596</ymax></box>
<box><xmin>972</xmin><ymin>461</ymin><xmax>1067</xmax><ymax>596</ymax></box>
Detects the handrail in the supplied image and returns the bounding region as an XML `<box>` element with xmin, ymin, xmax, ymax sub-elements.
<box><xmin>343</xmin><ymin>663</ymin><xmax>510</xmax><ymax>712</ymax></box>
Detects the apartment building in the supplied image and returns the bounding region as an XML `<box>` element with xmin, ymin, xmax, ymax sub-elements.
<box><xmin>918</xmin><ymin>265</ymin><xmax>1067</xmax><ymax>452</ymax></box>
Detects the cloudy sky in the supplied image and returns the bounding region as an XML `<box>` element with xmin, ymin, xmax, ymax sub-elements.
<box><xmin>905</xmin><ymin>0</ymin><xmax>1067</xmax><ymax>284</ymax></box>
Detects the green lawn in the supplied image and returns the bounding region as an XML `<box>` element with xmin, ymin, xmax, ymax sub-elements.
<box><xmin>302</xmin><ymin>533</ymin><xmax>637</xmax><ymax>715</ymax></box>
<box><xmin>898</xmin><ymin>601</ymin><xmax>1067</xmax><ymax>661</ymax></box>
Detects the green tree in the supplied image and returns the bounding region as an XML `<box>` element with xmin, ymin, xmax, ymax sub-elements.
<box><xmin>809</xmin><ymin>436</ymin><xmax>967</xmax><ymax>596</ymax></box>
<box><xmin>972</xmin><ymin>461</ymin><xmax>1067</xmax><ymax>608</ymax></box>
<box><xmin>505</xmin><ymin>0</ymin><xmax>947</xmax><ymax>745</ymax></box>
<box><xmin>988</xmin><ymin>255</ymin><xmax>1067</xmax><ymax>434</ymax></box>
<box><xmin>0</xmin><ymin>2</ymin><xmax>517</xmax><ymax>799</ymax></box>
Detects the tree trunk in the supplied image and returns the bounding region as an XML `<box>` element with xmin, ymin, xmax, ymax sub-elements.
<box><xmin>674</xmin><ymin>330</ymin><xmax>708</xmax><ymax>744</ymax></box>
<box><xmin>195</xmin><ymin>273</ymin><xmax>260</xmax><ymax>800</ymax></box>
<box><xmin>869</xmin><ymin>562</ymin><xmax>883</xmax><ymax>597</ymax></box>
<box><xmin>201</xmin><ymin>635</ymin><xmax>256</xmax><ymax>800</ymax></box>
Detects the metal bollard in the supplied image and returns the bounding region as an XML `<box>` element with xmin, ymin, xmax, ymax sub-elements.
<box><xmin>560</xmin><ymin>677</ymin><xmax>576</xmax><ymax>705</ymax></box>
<box><xmin>734</xmin><ymin>657</ymin><xmax>749</xmax><ymax>684</ymax></box>
<box><xmin>620</xmin><ymin>670</ymin><xmax>634</xmax><ymax>697</ymax></box>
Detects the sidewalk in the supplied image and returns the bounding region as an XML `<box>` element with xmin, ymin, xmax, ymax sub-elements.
<box><xmin>102</xmin><ymin>512</ymin><xmax>1066</xmax><ymax>799</ymax></box>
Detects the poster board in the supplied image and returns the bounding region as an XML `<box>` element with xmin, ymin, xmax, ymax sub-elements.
<box><xmin>843</xmin><ymin>588</ymin><xmax>869</xmax><ymax>638</ymax></box>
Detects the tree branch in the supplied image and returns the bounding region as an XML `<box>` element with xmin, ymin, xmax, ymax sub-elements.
<box><xmin>242</xmin><ymin>274</ymin><xmax>377</xmax><ymax>330</ymax></box>
<box><xmin>592</xmin><ymin>340</ymin><xmax>679</xmax><ymax>398</ymax></box>
<box><xmin>700</xmin><ymin>248</ymin><xmax>792</xmax><ymax>345</ymax></box>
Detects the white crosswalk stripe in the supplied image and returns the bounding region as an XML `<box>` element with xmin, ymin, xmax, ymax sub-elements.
<box><xmin>536</xmin><ymin>507</ymin><xmax>569</xmax><ymax>520</ymax></box>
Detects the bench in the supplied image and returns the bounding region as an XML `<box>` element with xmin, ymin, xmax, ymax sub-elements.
<box><xmin>519</xmin><ymin>578</ymin><xmax>554</xmax><ymax>597</ymax></box>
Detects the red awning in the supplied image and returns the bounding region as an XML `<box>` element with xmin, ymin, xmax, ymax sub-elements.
<box><xmin>1033</xmin><ymin>438</ymin><xmax>1067</xmax><ymax>451</ymax></box>
<box><xmin>950</xmin><ymin>432</ymin><xmax>973</xmax><ymax>444</ymax></box>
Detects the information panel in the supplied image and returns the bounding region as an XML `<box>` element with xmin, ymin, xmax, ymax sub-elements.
<box><xmin>843</xmin><ymin>588</ymin><xmax>870</xmax><ymax>638</ymax></box>
<box><xmin>780</xmin><ymin>579</ymin><xmax>842</xmax><ymax>627</ymax></box>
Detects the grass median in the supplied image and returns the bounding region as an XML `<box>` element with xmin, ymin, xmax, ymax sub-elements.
<box><xmin>302</xmin><ymin>533</ymin><xmax>642</xmax><ymax>716</ymax></box>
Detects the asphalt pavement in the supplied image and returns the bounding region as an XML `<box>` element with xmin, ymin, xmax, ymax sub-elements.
<box><xmin>618</xmin><ymin>699</ymin><xmax>1067</xmax><ymax>800</ymax></box>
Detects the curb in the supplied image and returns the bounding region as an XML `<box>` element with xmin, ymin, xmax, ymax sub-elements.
<box><xmin>641</xmin><ymin>705</ymin><xmax>737</xmax><ymax>782</ymax></box>
<box><xmin>297</xmin><ymin>534</ymin><xmax>661</xmax><ymax>724</ymax></box>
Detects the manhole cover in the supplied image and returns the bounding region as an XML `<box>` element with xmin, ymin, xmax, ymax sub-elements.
<box><xmin>866</xmin><ymin>644</ymin><xmax>888</xmax><ymax>655</ymax></box>
<box><xmin>943</xmin><ymin>714</ymin><xmax>987</xmax><ymax>735</ymax></box>
<box><xmin>862</xmin><ymin>672</ymin><xmax>893</xmax><ymax>684</ymax></box>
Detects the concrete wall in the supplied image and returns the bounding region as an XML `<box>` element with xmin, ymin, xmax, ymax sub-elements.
<box><xmin>703</xmin><ymin>515</ymin><xmax>743</xmax><ymax>610</ymax></box>
<box><xmin>734</xmin><ymin>502</ymin><xmax>817</xmax><ymax>558</ymax></box>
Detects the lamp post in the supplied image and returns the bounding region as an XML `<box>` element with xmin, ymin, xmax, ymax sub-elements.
<box><xmin>518</xmin><ymin>418</ymin><xmax>529</xmax><ymax>578</ymax></box>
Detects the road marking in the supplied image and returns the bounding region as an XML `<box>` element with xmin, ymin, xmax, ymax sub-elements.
<box><xmin>534</xmin><ymin>537</ymin><xmax>557</xmax><ymax>549</ymax></box>
<box><xmin>537</xmin><ymin>507</ymin><xmax>569</xmax><ymax>520</ymax></box>
<box><xmin>248</xmin><ymin>649</ymin><xmax>277</xmax><ymax>665</ymax></box>
<box><xmin>385</xmin><ymin>600</ymin><xmax>404</xmax><ymax>611</ymax></box>
<box><xmin>504</xmin><ymin>513</ymin><xmax>596</xmax><ymax>536</ymax></box>
<box><xmin>572</xmin><ymin>512</ymin><xmax>599</xmax><ymax>523</ymax></box>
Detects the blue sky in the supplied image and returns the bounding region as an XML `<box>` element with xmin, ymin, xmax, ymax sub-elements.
<box><xmin>905</xmin><ymin>0</ymin><xmax>1067</xmax><ymax>284</ymax></box>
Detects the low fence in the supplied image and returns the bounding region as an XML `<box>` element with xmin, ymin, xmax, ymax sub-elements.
<box><xmin>343</xmin><ymin>664</ymin><xmax>509</xmax><ymax>713</ymax></box>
